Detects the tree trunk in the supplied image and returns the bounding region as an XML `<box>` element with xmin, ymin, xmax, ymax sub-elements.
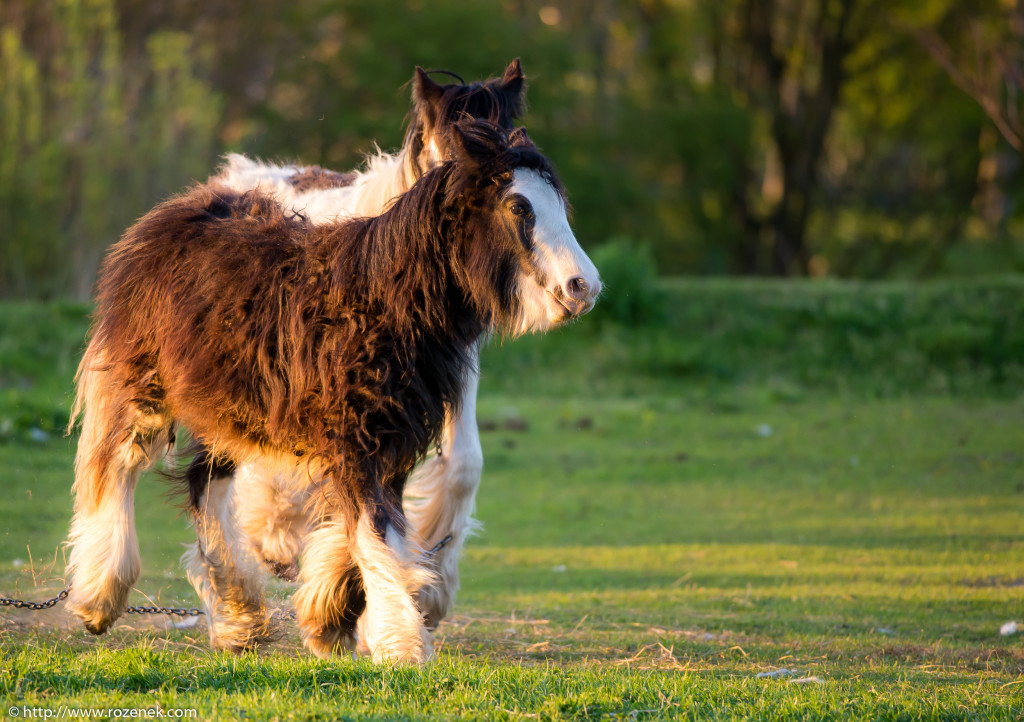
<box><xmin>736</xmin><ymin>0</ymin><xmax>857</xmax><ymax>276</ymax></box>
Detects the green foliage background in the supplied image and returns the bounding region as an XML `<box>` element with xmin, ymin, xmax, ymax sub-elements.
<box><xmin>1</xmin><ymin>0</ymin><xmax>1023</xmax><ymax>297</ymax></box>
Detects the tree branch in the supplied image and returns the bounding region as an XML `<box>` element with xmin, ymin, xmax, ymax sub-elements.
<box><xmin>912</xmin><ymin>24</ymin><xmax>1023</xmax><ymax>152</ymax></box>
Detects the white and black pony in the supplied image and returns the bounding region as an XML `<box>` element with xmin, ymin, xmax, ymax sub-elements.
<box><xmin>65</xmin><ymin>121</ymin><xmax>600</xmax><ymax>663</ymax></box>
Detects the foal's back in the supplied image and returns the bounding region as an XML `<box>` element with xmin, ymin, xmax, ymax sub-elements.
<box><xmin>91</xmin><ymin>185</ymin><xmax>355</xmax><ymax>453</ymax></box>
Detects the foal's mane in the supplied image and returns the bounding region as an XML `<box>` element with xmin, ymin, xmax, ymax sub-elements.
<box><xmin>332</xmin><ymin>121</ymin><xmax>562</xmax><ymax>340</ymax></box>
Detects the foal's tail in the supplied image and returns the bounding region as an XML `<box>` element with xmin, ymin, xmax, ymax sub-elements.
<box><xmin>67</xmin><ymin>344</ymin><xmax>117</xmax><ymax>508</ymax></box>
<box><xmin>67</xmin><ymin>340</ymin><xmax>97</xmax><ymax>436</ymax></box>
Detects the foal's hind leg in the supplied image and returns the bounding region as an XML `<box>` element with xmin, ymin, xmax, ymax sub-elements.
<box><xmin>405</xmin><ymin>347</ymin><xmax>484</xmax><ymax>629</ymax></box>
<box><xmin>183</xmin><ymin>452</ymin><xmax>273</xmax><ymax>652</ymax></box>
<box><xmin>234</xmin><ymin>462</ymin><xmax>310</xmax><ymax>582</ymax></box>
<box><xmin>65</xmin><ymin>362</ymin><xmax>172</xmax><ymax>634</ymax></box>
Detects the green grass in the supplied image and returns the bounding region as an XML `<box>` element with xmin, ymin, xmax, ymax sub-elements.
<box><xmin>2</xmin><ymin>282</ymin><xmax>1023</xmax><ymax>720</ymax></box>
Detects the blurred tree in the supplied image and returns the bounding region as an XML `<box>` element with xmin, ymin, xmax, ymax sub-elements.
<box><xmin>688</xmin><ymin>0</ymin><xmax>1019</xmax><ymax>276</ymax></box>
<box><xmin>1</xmin><ymin>0</ymin><xmax>1022</xmax><ymax>297</ymax></box>
<box><xmin>702</xmin><ymin>0</ymin><xmax>867</xmax><ymax>275</ymax></box>
<box><xmin>815</xmin><ymin>3</ymin><xmax>986</xmax><ymax>277</ymax></box>
<box><xmin>901</xmin><ymin>0</ymin><xmax>1024</xmax><ymax>273</ymax></box>
<box><xmin>0</xmin><ymin>0</ymin><xmax>221</xmax><ymax>299</ymax></box>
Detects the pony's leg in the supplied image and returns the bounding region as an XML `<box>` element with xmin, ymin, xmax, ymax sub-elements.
<box><xmin>292</xmin><ymin>517</ymin><xmax>364</xmax><ymax>658</ymax></box>
<box><xmin>351</xmin><ymin>506</ymin><xmax>436</xmax><ymax>664</ymax></box>
<box><xmin>65</xmin><ymin>362</ymin><xmax>172</xmax><ymax>634</ymax></box>
<box><xmin>405</xmin><ymin>344</ymin><xmax>484</xmax><ymax>628</ymax></box>
<box><xmin>234</xmin><ymin>462</ymin><xmax>310</xmax><ymax>582</ymax></box>
<box><xmin>182</xmin><ymin>452</ymin><xmax>272</xmax><ymax>652</ymax></box>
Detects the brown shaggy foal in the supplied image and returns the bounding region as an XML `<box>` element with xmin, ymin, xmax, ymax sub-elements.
<box><xmin>65</xmin><ymin>121</ymin><xmax>592</xmax><ymax>663</ymax></box>
<box><xmin>199</xmin><ymin>60</ymin><xmax>536</xmax><ymax>644</ymax></box>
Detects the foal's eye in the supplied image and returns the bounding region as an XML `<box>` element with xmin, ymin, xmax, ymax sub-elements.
<box><xmin>510</xmin><ymin>201</ymin><xmax>533</xmax><ymax>218</ymax></box>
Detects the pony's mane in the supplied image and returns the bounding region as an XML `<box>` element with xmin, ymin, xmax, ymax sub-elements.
<box><xmin>417</xmin><ymin>78</ymin><xmax>526</xmax><ymax>135</ymax></box>
<box><xmin>334</xmin><ymin>122</ymin><xmax>562</xmax><ymax>339</ymax></box>
<box><xmin>348</xmin><ymin>84</ymin><xmax>537</xmax><ymax>219</ymax></box>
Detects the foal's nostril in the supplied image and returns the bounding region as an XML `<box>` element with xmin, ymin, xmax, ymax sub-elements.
<box><xmin>565</xmin><ymin>276</ymin><xmax>589</xmax><ymax>301</ymax></box>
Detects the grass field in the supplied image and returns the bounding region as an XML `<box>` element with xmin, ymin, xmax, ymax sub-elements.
<box><xmin>1</xmin><ymin>281</ymin><xmax>1023</xmax><ymax>720</ymax></box>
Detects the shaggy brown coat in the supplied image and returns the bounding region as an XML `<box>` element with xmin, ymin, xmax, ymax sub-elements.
<box><xmin>188</xmin><ymin>60</ymin><xmax>529</xmax><ymax>515</ymax></box>
<box><xmin>79</xmin><ymin>122</ymin><xmax>554</xmax><ymax>541</ymax></box>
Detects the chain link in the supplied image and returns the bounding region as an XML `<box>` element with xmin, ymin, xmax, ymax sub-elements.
<box><xmin>1</xmin><ymin>531</ymin><xmax>453</xmax><ymax>619</ymax></box>
<box><xmin>125</xmin><ymin>604</ymin><xmax>204</xmax><ymax>617</ymax></box>
<box><xmin>0</xmin><ymin>587</ymin><xmax>69</xmax><ymax>611</ymax></box>
<box><xmin>0</xmin><ymin>588</ymin><xmax>203</xmax><ymax>617</ymax></box>
<box><xmin>425</xmin><ymin>534</ymin><xmax>453</xmax><ymax>559</ymax></box>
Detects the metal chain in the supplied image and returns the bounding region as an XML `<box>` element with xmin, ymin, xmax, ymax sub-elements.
<box><xmin>0</xmin><ymin>587</ymin><xmax>68</xmax><ymax>611</ymax></box>
<box><xmin>125</xmin><ymin>604</ymin><xmax>204</xmax><ymax>617</ymax></box>
<box><xmin>0</xmin><ymin>588</ymin><xmax>202</xmax><ymax>617</ymax></box>
<box><xmin>1</xmin><ymin>532</ymin><xmax>454</xmax><ymax>619</ymax></box>
<box><xmin>425</xmin><ymin>534</ymin><xmax>453</xmax><ymax>559</ymax></box>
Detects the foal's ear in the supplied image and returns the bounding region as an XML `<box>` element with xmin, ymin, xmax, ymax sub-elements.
<box><xmin>413</xmin><ymin>66</ymin><xmax>445</xmax><ymax>123</ymax></box>
<box><xmin>508</xmin><ymin>127</ymin><xmax>533</xmax><ymax>149</ymax></box>
<box><xmin>499</xmin><ymin>58</ymin><xmax>526</xmax><ymax>102</ymax></box>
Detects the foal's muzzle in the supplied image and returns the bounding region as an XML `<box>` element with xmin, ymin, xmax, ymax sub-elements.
<box><xmin>551</xmin><ymin>275</ymin><xmax>602</xmax><ymax>319</ymax></box>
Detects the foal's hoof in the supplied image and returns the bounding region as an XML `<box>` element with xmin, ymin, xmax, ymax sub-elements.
<box><xmin>83</xmin><ymin>619</ymin><xmax>109</xmax><ymax>635</ymax></box>
<box><xmin>65</xmin><ymin>576</ymin><xmax>134</xmax><ymax>637</ymax></box>
<box><xmin>67</xmin><ymin>602</ymin><xmax>118</xmax><ymax>636</ymax></box>
<box><xmin>209</xmin><ymin>635</ymin><xmax>269</xmax><ymax>655</ymax></box>
<box><xmin>264</xmin><ymin>558</ymin><xmax>300</xmax><ymax>582</ymax></box>
<box><xmin>301</xmin><ymin>624</ymin><xmax>358</xmax><ymax>658</ymax></box>
<box><xmin>415</xmin><ymin>584</ymin><xmax>452</xmax><ymax>632</ymax></box>
<box><xmin>208</xmin><ymin>617</ymin><xmax>277</xmax><ymax>654</ymax></box>
<box><xmin>369</xmin><ymin>638</ymin><xmax>432</xmax><ymax>666</ymax></box>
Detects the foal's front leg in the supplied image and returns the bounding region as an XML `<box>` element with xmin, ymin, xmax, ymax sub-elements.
<box><xmin>404</xmin><ymin>347</ymin><xmax>484</xmax><ymax>629</ymax></box>
<box><xmin>233</xmin><ymin>462</ymin><xmax>309</xmax><ymax>581</ymax></box>
<box><xmin>293</xmin><ymin>457</ymin><xmax>433</xmax><ymax>662</ymax></box>
<box><xmin>350</xmin><ymin>505</ymin><xmax>436</xmax><ymax>664</ymax></box>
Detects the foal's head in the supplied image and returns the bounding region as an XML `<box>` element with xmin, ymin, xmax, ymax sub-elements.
<box><xmin>406</xmin><ymin>59</ymin><xmax>526</xmax><ymax>175</ymax></box>
<box><xmin>443</xmin><ymin>122</ymin><xmax>601</xmax><ymax>336</ymax></box>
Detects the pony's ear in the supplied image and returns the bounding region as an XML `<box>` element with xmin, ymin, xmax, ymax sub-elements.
<box><xmin>452</xmin><ymin>121</ymin><xmax>505</xmax><ymax>167</ymax></box>
<box><xmin>499</xmin><ymin>58</ymin><xmax>525</xmax><ymax>101</ymax></box>
<box><xmin>413</xmin><ymin>66</ymin><xmax>445</xmax><ymax>124</ymax></box>
<box><xmin>508</xmin><ymin>127</ymin><xmax>534</xmax><ymax>149</ymax></box>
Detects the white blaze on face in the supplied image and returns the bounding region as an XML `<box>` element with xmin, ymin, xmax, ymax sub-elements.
<box><xmin>508</xmin><ymin>168</ymin><xmax>601</xmax><ymax>334</ymax></box>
